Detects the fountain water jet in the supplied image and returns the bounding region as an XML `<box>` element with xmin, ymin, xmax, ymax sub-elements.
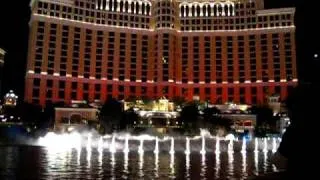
<box><xmin>154</xmin><ymin>137</ymin><xmax>159</xmax><ymax>154</ymax></box>
<box><xmin>263</xmin><ymin>138</ymin><xmax>268</xmax><ymax>153</ymax></box>
<box><xmin>123</xmin><ymin>135</ymin><xmax>130</xmax><ymax>154</ymax></box>
<box><xmin>169</xmin><ymin>137</ymin><xmax>175</xmax><ymax>155</ymax></box>
<box><xmin>254</xmin><ymin>138</ymin><xmax>259</xmax><ymax>152</ymax></box>
<box><xmin>110</xmin><ymin>135</ymin><xmax>116</xmax><ymax>153</ymax></box>
<box><xmin>241</xmin><ymin>137</ymin><xmax>247</xmax><ymax>153</ymax></box>
<box><xmin>200</xmin><ymin>136</ymin><xmax>206</xmax><ymax>155</ymax></box>
<box><xmin>98</xmin><ymin>137</ymin><xmax>103</xmax><ymax>153</ymax></box>
<box><xmin>272</xmin><ymin>137</ymin><xmax>277</xmax><ymax>153</ymax></box>
<box><xmin>185</xmin><ymin>137</ymin><xmax>190</xmax><ymax>155</ymax></box>
<box><xmin>138</xmin><ymin>139</ymin><xmax>144</xmax><ymax>154</ymax></box>
<box><xmin>228</xmin><ymin>139</ymin><xmax>234</xmax><ymax>153</ymax></box>
<box><xmin>215</xmin><ymin>137</ymin><xmax>220</xmax><ymax>154</ymax></box>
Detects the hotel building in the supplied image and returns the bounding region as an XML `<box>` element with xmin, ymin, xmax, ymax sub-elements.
<box><xmin>25</xmin><ymin>0</ymin><xmax>297</xmax><ymax>106</ymax></box>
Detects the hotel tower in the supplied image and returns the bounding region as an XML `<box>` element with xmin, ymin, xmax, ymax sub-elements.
<box><xmin>25</xmin><ymin>0</ymin><xmax>297</xmax><ymax>106</ymax></box>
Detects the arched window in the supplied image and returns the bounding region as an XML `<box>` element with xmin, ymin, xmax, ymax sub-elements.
<box><xmin>146</xmin><ymin>4</ymin><xmax>150</xmax><ymax>15</ymax></box>
<box><xmin>214</xmin><ymin>5</ymin><xmax>218</xmax><ymax>16</ymax></box>
<box><xmin>186</xmin><ymin>6</ymin><xmax>189</xmax><ymax>17</ymax></box>
<box><xmin>119</xmin><ymin>1</ymin><xmax>123</xmax><ymax>12</ymax></box>
<box><xmin>225</xmin><ymin>5</ymin><xmax>229</xmax><ymax>16</ymax></box>
<box><xmin>181</xmin><ymin>6</ymin><xmax>184</xmax><ymax>17</ymax></box>
<box><xmin>131</xmin><ymin>2</ymin><xmax>134</xmax><ymax>13</ymax></box>
<box><xmin>230</xmin><ymin>5</ymin><xmax>234</xmax><ymax>16</ymax></box>
<box><xmin>125</xmin><ymin>1</ymin><xmax>129</xmax><ymax>12</ymax></box>
<box><xmin>113</xmin><ymin>0</ymin><xmax>118</xmax><ymax>12</ymax></box>
<box><xmin>196</xmin><ymin>5</ymin><xmax>201</xmax><ymax>16</ymax></box>
<box><xmin>218</xmin><ymin>4</ymin><xmax>223</xmax><ymax>16</ymax></box>
<box><xmin>142</xmin><ymin>3</ymin><xmax>145</xmax><ymax>15</ymax></box>
<box><xmin>207</xmin><ymin>5</ymin><xmax>211</xmax><ymax>16</ymax></box>
<box><xmin>203</xmin><ymin>5</ymin><xmax>206</xmax><ymax>16</ymax></box>
<box><xmin>192</xmin><ymin>5</ymin><xmax>195</xmax><ymax>16</ymax></box>
<box><xmin>109</xmin><ymin>0</ymin><xmax>113</xmax><ymax>11</ymax></box>
<box><xmin>136</xmin><ymin>2</ymin><xmax>140</xmax><ymax>14</ymax></box>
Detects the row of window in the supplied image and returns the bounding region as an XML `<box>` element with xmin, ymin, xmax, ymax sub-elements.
<box><xmin>31</xmin><ymin>80</ymin><xmax>292</xmax><ymax>104</ymax></box>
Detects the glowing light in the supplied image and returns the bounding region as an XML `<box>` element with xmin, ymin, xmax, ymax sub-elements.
<box><xmin>185</xmin><ymin>137</ymin><xmax>190</xmax><ymax>155</ymax></box>
<box><xmin>38</xmin><ymin>132</ymin><xmax>82</xmax><ymax>151</ymax></box>
<box><xmin>170</xmin><ymin>137</ymin><xmax>175</xmax><ymax>155</ymax></box>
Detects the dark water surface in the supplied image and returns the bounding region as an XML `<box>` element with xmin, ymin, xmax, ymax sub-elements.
<box><xmin>0</xmin><ymin>145</ymin><xmax>278</xmax><ymax>179</ymax></box>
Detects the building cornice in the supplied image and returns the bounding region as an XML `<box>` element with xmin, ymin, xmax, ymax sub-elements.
<box><xmin>32</xmin><ymin>13</ymin><xmax>295</xmax><ymax>35</ymax></box>
<box><xmin>257</xmin><ymin>7</ymin><xmax>295</xmax><ymax>16</ymax></box>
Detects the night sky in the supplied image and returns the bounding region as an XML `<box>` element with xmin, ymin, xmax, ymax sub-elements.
<box><xmin>0</xmin><ymin>0</ymin><xmax>318</xmax><ymax>100</ymax></box>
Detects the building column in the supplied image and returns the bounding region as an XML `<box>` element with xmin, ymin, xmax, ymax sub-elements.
<box><xmin>112</xmin><ymin>32</ymin><xmax>120</xmax><ymax>99</ymax></box>
<box><xmin>39</xmin><ymin>78</ymin><xmax>47</xmax><ymax>106</ymax></box>
<box><xmin>255</xmin><ymin>35</ymin><xmax>263</xmax><ymax>103</ymax></box>
<box><xmin>147</xmin><ymin>34</ymin><xmax>154</xmax><ymax>98</ymax></box>
<box><xmin>77</xmin><ymin>28</ymin><xmax>85</xmax><ymax>100</ymax></box>
<box><xmin>89</xmin><ymin>30</ymin><xmax>97</xmax><ymax>102</ymax></box>
<box><xmin>124</xmin><ymin>33</ymin><xmax>131</xmax><ymax>99</ymax></box>
<box><xmin>210</xmin><ymin>85</ymin><xmax>216</xmax><ymax>104</ymax></box>
<box><xmin>279</xmin><ymin>33</ymin><xmax>286</xmax><ymax>82</ymax></box>
<box><xmin>136</xmin><ymin>34</ymin><xmax>142</xmax><ymax>98</ymax></box>
<box><xmin>199</xmin><ymin>36</ymin><xmax>205</xmax><ymax>100</ymax></box>
<box><xmin>244</xmin><ymin>35</ymin><xmax>251</xmax><ymax>104</ymax></box>
<box><xmin>101</xmin><ymin>31</ymin><xmax>109</xmax><ymax>102</ymax></box>
<box><xmin>24</xmin><ymin>76</ymin><xmax>34</xmax><ymax>103</ymax></box>
<box><xmin>267</xmin><ymin>33</ymin><xmax>275</xmax><ymax>95</ymax></box>
<box><xmin>52</xmin><ymin>24</ymin><xmax>62</xmax><ymax>102</ymax></box>
<box><xmin>222</xmin><ymin>36</ymin><xmax>228</xmax><ymax>103</ymax></box>
<box><xmin>88</xmin><ymin>81</ymin><xmax>95</xmax><ymax>102</ymax></box>
<box><xmin>281</xmin><ymin>84</ymin><xmax>287</xmax><ymax>101</ymax></box>
<box><xmin>233</xmin><ymin>36</ymin><xmax>240</xmax><ymax>103</ymax></box>
<box><xmin>175</xmin><ymin>35</ymin><xmax>182</xmax><ymax>97</ymax></box>
<box><xmin>187</xmin><ymin>36</ymin><xmax>194</xmax><ymax>100</ymax></box>
<box><xmin>210</xmin><ymin>36</ymin><xmax>217</xmax><ymax>103</ymax></box>
<box><xmin>291</xmin><ymin>32</ymin><xmax>297</xmax><ymax>81</ymax></box>
<box><xmin>168</xmin><ymin>34</ymin><xmax>175</xmax><ymax>99</ymax></box>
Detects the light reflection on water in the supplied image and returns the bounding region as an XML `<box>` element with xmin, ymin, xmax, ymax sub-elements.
<box><xmin>0</xmin><ymin>145</ymin><xmax>279</xmax><ymax>179</ymax></box>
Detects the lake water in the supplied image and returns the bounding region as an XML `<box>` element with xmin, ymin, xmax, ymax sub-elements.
<box><xmin>0</xmin><ymin>142</ymin><xmax>279</xmax><ymax>179</ymax></box>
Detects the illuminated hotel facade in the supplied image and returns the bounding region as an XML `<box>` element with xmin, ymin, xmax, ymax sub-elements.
<box><xmin>25</xmin><ymin>0</ymin><xmax>297</xmax><ymax>106</ymax></box>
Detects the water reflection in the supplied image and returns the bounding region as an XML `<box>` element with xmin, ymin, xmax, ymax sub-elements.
<box><xmin>0</xmin><ymin>136</ymin><xmax>283</xmax><ymax>179</ymax></box>
<box><xmin>154</xmin><ymin>152</ymin><xmax>159</xmax><ymax>178</ymax></box>
<box><xmin>185</xmin><ymin>153</ymin><xmax>190</xmax><ymax>179</ymax></box>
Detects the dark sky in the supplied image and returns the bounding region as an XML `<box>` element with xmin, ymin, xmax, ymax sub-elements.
<box><xmin>0</xmin><ymin>0</ymin><xmax>319</xmax><ymax>99</ymax></box>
